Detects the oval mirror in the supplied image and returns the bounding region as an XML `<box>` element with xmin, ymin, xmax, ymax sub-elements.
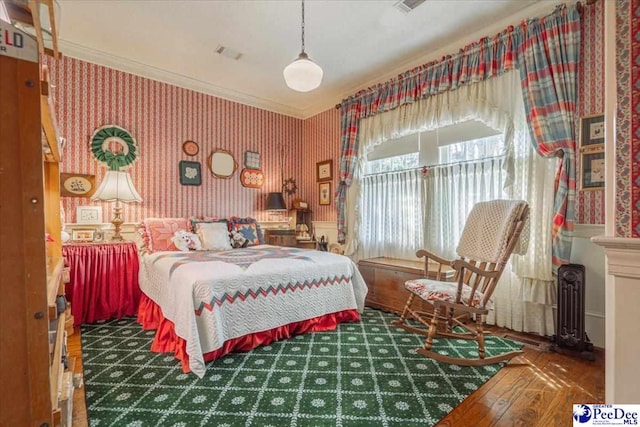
<box><xmin>209</xmin><ymin>149</ymin><xmax>238</xmax><ymax>179</ymax></box>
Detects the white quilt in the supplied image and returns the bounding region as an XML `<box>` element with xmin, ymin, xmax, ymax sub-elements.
<box><xmin>139</xmin><ymin>245</ymin><xmax>368</xmax><ymax>377</ymax></box>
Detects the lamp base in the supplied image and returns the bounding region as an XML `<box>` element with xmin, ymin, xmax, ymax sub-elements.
<box><xmin>110</xmin><ymin>204</ymin><xmax>124</xmax><ymax>241</ymax></box>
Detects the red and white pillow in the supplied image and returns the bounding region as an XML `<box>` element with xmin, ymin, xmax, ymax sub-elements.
<box><xmin>141</xmin><ymin>218</ymin><xmax>189</xmax><ymax>252</ymax></box>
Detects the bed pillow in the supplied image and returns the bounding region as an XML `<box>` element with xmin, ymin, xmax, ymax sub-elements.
<box><xmin>189</xmin><ymin>216</ymin><xmax>228</xmax><ymax>233</ymax></box>
<box><xmin>196</xmin><ymin>222</ymin><xmax>232</xmax><ymax>251</ymax></box>
<box><xmin>228</xmin><ymin>216</ymin><xmax>264</xmax><ymax>246</ymax></box>
<box><xmin>143</xmin><ymin>218</ymin><xmax>189</xmax><ymax>252</ymax></box>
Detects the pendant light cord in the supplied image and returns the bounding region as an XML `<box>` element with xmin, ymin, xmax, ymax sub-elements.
<box><xmin>301</xmin><ymin>0</ymin><xmax>305</xmax><ymax>54</ymax></box>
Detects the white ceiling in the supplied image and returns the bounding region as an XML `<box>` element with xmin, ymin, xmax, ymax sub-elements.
<box><xmin>57</xmin><ymin>0</ymin><xmax>553</xmax><ymax>118</ymax></box>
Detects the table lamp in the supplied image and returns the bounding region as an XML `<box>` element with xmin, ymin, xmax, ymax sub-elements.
<box><xmin>91</xmin><ymin>170</ymin><xmax>142</xmax><ymax>241</ymax></box>
<box><xmin>265</xmin><ymin>192</ymin><xmax>288</xmax><ymax>225</ymax></box>
<box><xmin>266</xmin><ymin>192</ymin><xmax>286</xmax><ymax>211</ymax></box>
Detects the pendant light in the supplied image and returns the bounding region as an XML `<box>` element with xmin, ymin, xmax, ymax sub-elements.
<box><xmin>283</xmin><ymin>0</ymin><xmax>323</xmax><ymax>92</ymax></box>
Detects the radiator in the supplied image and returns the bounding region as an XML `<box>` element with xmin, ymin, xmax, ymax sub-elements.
<box><xmin>552</xmin><ymin>263</ymin><xmax>595</xmax><ymax>360</ymax></box>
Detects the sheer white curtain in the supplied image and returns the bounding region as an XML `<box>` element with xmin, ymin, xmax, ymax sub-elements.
<box><xmin>423</xmin><ymin>157</ymin><xmax>505</xmax><ymax>260</ymax></box>
<box><xmin>487</xmin><ymin>76</ymin><xmax>557</xmax><ymax>335</ymax></box>
<box><xmin>351</xmin><ymin>70</ymin><xmax>556</xmax><ymax>336</ymax></box>
<box><xmin>360</xmin><ymin>169</ymin><xmax>424</xmax><ymax>260</ymax></box>
<box><xmin>347</xmin><ymin>72</ymin><xmax>516</xmax><ymax>257</ymax></box>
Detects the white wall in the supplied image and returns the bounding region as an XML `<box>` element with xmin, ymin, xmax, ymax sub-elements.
<box><xmin>313</xmin><ymin>221</ymin><xmax>339</xmax><ymax>247</ymax></box>
<box><xmin>593</xmin><ymin>236</ymin><xmax>640</xmax><ymax>403</ymax></box>
<box><xmin>570</xmin><ymin>224</ymin><xmax>606</xmax><ymax>348</ymax></box>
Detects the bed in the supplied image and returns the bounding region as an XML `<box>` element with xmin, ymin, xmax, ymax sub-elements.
<box><xmin>138</xmin><ymin>244</ymin><xmax>368</xmax><ymax>377</ymax></box>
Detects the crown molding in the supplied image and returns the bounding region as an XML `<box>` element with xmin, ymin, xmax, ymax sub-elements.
<box><xmin>58</xmin><ymin>1</ymin><xmax>557</xmax><ymax>120</ymax></box>
<box><xmin>58</xmin><ymin>39</ymin><xmax>306</xmax><ymax>119</ymax></box>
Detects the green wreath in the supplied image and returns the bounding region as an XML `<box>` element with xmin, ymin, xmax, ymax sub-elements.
<box><xmin>90</xmin><ymin>125</ymin><xmax>139</xmax><ymax>170</ymax></box>
<box><xmin>283</xmin><ymin>177</ymin><xmax>298</xmax><ymax>195</ymax></box>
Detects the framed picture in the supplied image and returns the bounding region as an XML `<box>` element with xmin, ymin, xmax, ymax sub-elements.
<box><xmin>76</xmin><ymin>206</ymin><xmax>102</xmax><ymax>224</ymax></box>
<box><xmin>240</xmin><ymin>168</ymin><xmax>264</xmax><ymax>188</ymax></box>
<box><xmin>179</xmin><ymin>161</ymin><xmax>202</xmax><ymax>186</ymax></box>
<box><xmin>579</xmin><ymin>114</ymin><xmax>605</xmax><ymax>149</ymax></box>
<box><xmin>60</xmin><ymin>173</ymin><xmax>96</xmax><ymax>198</ymax></box>
<box><xmin>93</xmin><ymin>230</ymin><xmax>105</xmax><ymax>243</ymax></box>
<box><xmin>208</xmin><ymin>148</ymin><xmax>238</xmax><ymax>179</ymax></box>
<box><xmin>319</xmin><ymin>182</ymin><xmax>332</xmax><ymax>205</ymax></box>
<box><xmin>244</xmin><ymin>151</ymin><xmax>261</xmax><ymax>169</ymax></box>
<box><xmin>72</xmin><ymin>229</ymin><xmax>95</xmax><ymax>242</ymax></box>
<box><xmin>580</xmin><ymin>150</ymin><xmax>605</xmax><ymax>190</ymax></box>
<box><xmin>317</xmin><ymin>160</ymin><xmax>333</xmax><ymax>182</ymax></box>
<box><xmin>182</xmin><ymin>140</ymin><xmax>199</xmax><ymax>156</ymax></box>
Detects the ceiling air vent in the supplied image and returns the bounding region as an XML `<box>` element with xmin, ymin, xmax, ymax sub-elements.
<box><xmin>393</xmin><ymin>0</ymin><xmax>426</xmax><ymax>13</ymax></box>
<box><xmin>215</xmin><ymin>45</ymin><xmax>242</xmax><ymax>61</ymax></box>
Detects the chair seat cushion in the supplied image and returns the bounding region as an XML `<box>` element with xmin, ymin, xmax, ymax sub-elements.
<box><xmin>404</xmin><ymin>279</ymin><xmax>493</xmax><ymax>310</ymax></box>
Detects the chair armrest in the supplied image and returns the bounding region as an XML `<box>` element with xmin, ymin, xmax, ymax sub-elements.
<box><xmin>451</xmin><ymin>259</ymin><xmax>501</xmax><ymax>279</ymax></box>
<box><xmin>416</xmin><ymin>249</ymin><xmax>452</xmax><ymax>266</ymax></box>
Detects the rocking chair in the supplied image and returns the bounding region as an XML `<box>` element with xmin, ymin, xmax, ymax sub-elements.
<box><xmin>391</xmin><ymin>199</ymin><xmax>529</xmax><ymax>366</ymax></box>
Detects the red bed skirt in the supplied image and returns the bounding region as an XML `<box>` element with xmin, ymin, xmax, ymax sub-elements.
<box><xmin>137</xmin><ymin>294</ymin><xmax>361</xmax><ymax>373</ymax></box>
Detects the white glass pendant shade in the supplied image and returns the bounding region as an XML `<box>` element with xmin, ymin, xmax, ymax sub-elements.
<box><xmin>283</xmin><ymin>52</ymin><xmax>323</xmax><ymax>92</ymax></box>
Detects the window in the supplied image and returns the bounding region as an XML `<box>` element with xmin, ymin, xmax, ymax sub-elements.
<box><xmin>364</xmin><ymin>152</ymin><xmax>419</xmax><ymax>175</ymax></box>
<box><xmin>359</xmin><ymin>120</ymin><xmax>506</xmax><ymax>260</ymax></box>
<box><xmin>438</xmin><ymin>134</ymin><xmax>504</xmax><ymax>164</ymax></box>
<box><xmin>363</xmin><ymin>120</ymin><xmax>503</xmax><ymax>174</ymax></box>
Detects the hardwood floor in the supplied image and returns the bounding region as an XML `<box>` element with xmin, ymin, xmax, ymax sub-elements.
<box><xmin>67</xmin><ymin>328</ymin><xmax>88</xmax><ymax>427</ymax></box>
<box><xmin>68</xmin><ymin>325</ymin><xmax>604</xmax><ymax>427</ymax></box>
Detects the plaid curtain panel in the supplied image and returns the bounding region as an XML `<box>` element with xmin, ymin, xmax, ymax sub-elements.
<box><xmin>518</xmin><ymin>5</ymin><xmax>581</xmax><ymax>265</ymax></box>
<box><xmin>337</xmin><ymin>4</ymin><xmax>580</xmax><ymax>265</ymax></box>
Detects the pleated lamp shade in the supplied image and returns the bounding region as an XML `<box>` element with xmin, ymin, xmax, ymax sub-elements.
<box><xmin>91</xmin><ymin>170</ymin><xmax>142</xmax><ymax>203</ymax></box>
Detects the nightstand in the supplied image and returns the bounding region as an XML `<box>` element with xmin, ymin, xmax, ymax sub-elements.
<box><xmin>296</xmin><ymin>240</ymin><xmax>317</xmax><ymax>250</ymax></box>
<box><xmin>62</xmin><ymin>241</ymin><xmax>141</xmax><ymax>326</ymax></box>
<box><xmin>264</xmin><ymin>229</ymin><xmax>297</xmax><ymax>247</ymax></box>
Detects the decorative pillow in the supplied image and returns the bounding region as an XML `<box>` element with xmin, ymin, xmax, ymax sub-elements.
<box><xmin>143</xmin><ymin>218</ymin><xmax>189</xmax><ymax>252</ymax></box>
<box><xmin>228</xmin><ymin>217</ymin><xmax>264</xmax><ymax>246</ymax></box>
<box><xmin>196</xmin><ymin>222</ymin><xmax>232</xmax><ymax>251</ymax></box>
<box><xmin>189</xmin><ymin>216</ymin><xmax>228</xmax><ymax>233</ymax></box>
<box><xmin>171</xmin><ymin>230</ymin><xmax>202</xmax><ymax>251</ymax></box>
<box><xmin>138</xmin><ymin>222</ymin><xmax>151</xmax><ymax>250</ymax></box>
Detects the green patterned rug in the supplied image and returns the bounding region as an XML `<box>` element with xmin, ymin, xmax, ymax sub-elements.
<box><xmin>81</xmin><ymin>308</ymin><xmax>521</xmax><ymax>427</ymax></box>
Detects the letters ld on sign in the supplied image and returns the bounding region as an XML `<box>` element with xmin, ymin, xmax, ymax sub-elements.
<box><xmin>0</xmin><ymin>21</ymin><xmax>38</xmax><ymax>63</ymax></box>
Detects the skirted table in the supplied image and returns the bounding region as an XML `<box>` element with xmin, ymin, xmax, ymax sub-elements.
<box><xmin>63</xmin><ymin>241</ymin><xmax>141</xmax><ymax>326</ymax></box>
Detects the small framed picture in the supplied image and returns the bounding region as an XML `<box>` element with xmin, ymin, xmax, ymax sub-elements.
<box><xmin>244</xmin><ymin>151</ymin><xmax>261</xmax><ymax>169</ymax></box>
<box><xmin>179</xmin><ymin>161</ymin><xmax>202</xmax><ymax>186</ymax></box>
<box><xmin>76</xmin><ymin>206</ymin><xmax>102</xmax><ymax>224</ymax></box>
<box><xmin>580</xmin><ymin>150</ymin><xmax>605</xmax><ymax>190</ymax></box>
<box><xmin>182</xmin><ymin>140</ymin><xmax>200</xmax><ymax>157</ymax></box>
<box><xmin>93</xmin><ymin>230</ymin><xmax>105</xmax><ymax>243</ymax></box>
<box><xmin>580</xmin><ymin>114</ymin><xmax>605</xmax><ymax>149</ymax></box>
<box><xmin>72</xmin><ymin>229</ymin><xmax>95</xmax><ymax>242</ymax></box>
<box><xmin>60</xmin><ymin>173</ymin><xmax>96</xmax><ymax>198</ymax></box>
<box><xmin>319</xmin><ymin>182</ymin><xmax>332</xmax><ymax>205</ymax></box>
<box><xmin>317</xmin><ymin>160</ymin><xmax>333</xmax><ymax>182</ymax></box>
